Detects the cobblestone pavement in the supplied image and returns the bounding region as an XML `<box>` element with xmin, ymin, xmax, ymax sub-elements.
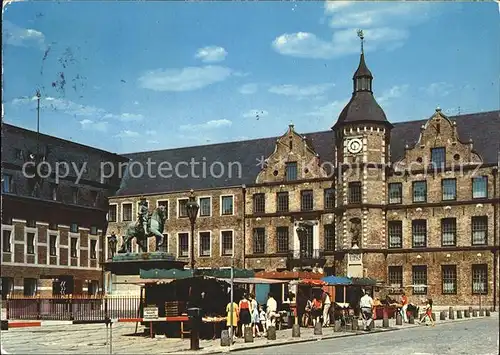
<box><xmin>0</xmin><ymin>313</ymin><xmax>498</xmax><ymax>354</ymax></box>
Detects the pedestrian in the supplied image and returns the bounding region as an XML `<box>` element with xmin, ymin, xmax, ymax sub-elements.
<box><xmin>249</xmin><ymin>293</ymin><xmax>260</xmax><ymax>337</ymax></box>
<box><xmin>419</xmin><ymin>298</ymin><xmax>435</xmax><ymax>326</ymax></box>
<box><xmin>226</xmin><ymin>300</ymin><xmax>239</xmax><ymax>339</ymax></box>
<box><xmin>360</xmin><ymin>289</ymin><xmax>374</xmax><ymax>331</ymax></box>
<box><xmin>302</xmin><ymin>297</ymin><xmax>312</xmax><ymax>327</ymax></box>
<box><xmin>311</xmin><ymin>296</ymin><xmax>323</xmax><ymax>327</ymax></box>
<box><xmin>266</xmin><ymin>293</ymin><xmax>277</xmax><ymax>328</ymax></box>
<box><xmin>239</xmin><ymin>294</ymin><xmax>252</xmax><ymax>336</ymax></box>
<box><xmin>259</xmin><ymin>305</ymin><xmax>268</xmax><ymax>335</ymax></box>
<box><xmin>400</xmin><ymin>291</ymin><xmax>409</xmax><ymax>323</ymax></box>
<box><xmin>322</xmin><ymin>291</ymin><xmax>332</xmax><ymax>327</ymax></box>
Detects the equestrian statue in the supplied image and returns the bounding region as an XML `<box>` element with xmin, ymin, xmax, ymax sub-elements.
<box><xmin>118</xmin><ymin>198</ymin><xmax>167</xmax><ymax>253</ymax></box>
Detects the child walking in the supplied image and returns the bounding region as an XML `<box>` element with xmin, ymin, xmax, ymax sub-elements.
<box><xmin>419</xmin><ymin>298</ymin><xmax>435</xmax><ymax>326</ymax></box>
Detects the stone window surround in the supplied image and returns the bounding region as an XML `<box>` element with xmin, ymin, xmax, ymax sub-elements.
<box><xmin>198</xmin><ymin>196</ymin><xmax>212</xmax><ymax>217</ymax></box>
<box><xmin>177</xmin><ymin>232</ymin><xmax>189</xmax><ymax>258</ymax></box>
<box><xmin>120</xmin><ymin>201</ymin><xmax>134</xmax><ymax>222</ymax></box>
<box><xmin>156</xmin><ymin>199</ymin><xmax>170</xmax><ymax>219</ymax></box>
<box><xmin>198</xmin><ymin>230</ymin><xmax>211</xmax><ymax>257</ymax></box>
<box><xmin>220</xmin><ymin>195</ymin><xmax>235</xmax><ymax>216</ymax></box>
<box><xmin>24</xmin><ymin>226</ymin><xmax>38</xmax><ymax>263</ymax></box>
<box><xmin>70</xmin><ymin>234</ymin><xmax>79</xmax><ymax>259</ymax></box>
<box><xmin>177</xmin><ymin>198</ymin><xmax>189</xmax><ymax>218</ymax></box>
<box><xmin>1</xmin><ymin>225</ymin><xmax>14</xmax><ymax>260</ymax></box>
<box><xmin>472</xmin><ymin>176</ymin><xmax>488</xmax><ymax>199</ymax></box>
<box><xmin>48</xmin><ymin>232</ymin><xmax>60</xmax><ymax>265</ymax></box>
<box><xmin>108</xmin><ymin>203</ymin><xmax>118</xmax><ymax>222</ymax></box>
<box><xmin>220</xmin><ymin>229</ymin><xmax>234</xmax><ymax>256</ymax></box>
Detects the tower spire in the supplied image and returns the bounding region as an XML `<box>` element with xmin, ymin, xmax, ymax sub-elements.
<box><xmin>357</xmin><ymin>29</ymin><xmax>364</xmax><ymax>54</ymax></box>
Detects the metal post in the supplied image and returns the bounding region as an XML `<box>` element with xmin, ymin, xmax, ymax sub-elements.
<box><xmin>109</xmin><ymin>321</ymin><xmax>113</xmax><ymax>354</ymax></box>
<box><xmin>190</xmin><ymin>222</ymin><xmax>195</xmax><ymax>273</ymax></box>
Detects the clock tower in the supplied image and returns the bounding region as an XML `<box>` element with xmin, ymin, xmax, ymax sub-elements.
<box><xmin>332</xmin><ymin>30</ymin><xmax>393</xmax><ymax>279</ymax></box>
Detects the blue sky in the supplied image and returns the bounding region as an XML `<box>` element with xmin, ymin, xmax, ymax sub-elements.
<box><xmin>3</xmin><ymin>1</ymin><xmax>499</xmax><ymax>154</ymax></box>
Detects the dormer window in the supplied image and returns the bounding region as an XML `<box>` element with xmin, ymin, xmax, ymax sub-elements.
<box><xmin>285</xmin><ymin>162</ymin><xmax>298</xmax><ymax>181</ymax></box>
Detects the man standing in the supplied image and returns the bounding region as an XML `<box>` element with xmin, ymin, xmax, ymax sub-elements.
<box><xmin>138</xmin><ymin>198</ymin><xmax>149</xmax><ymax>236</ymax></box>
<box><xmin>266</xmin><ymin>293</ymin><xmax>277</xmax><ymax>328</ymax></box>
<box><xmin>322</xmin><ymin>291</ymin><xmax>332</xmax><ymax>327</ymax></box>
<box><xmin>359</xmin><ymin>289</ymin><xmax>374</xmax><ymax>331</ymax></box>
<box><xmin>400</xmin><ymin>291</ymin><xmax>409</xmax><ymax>323</ymax></box>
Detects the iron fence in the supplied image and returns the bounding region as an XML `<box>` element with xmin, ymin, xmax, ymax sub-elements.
<box><xmin>6</xmin><ymin>295</ymin><xmax>142</xmax><ymax>321</ymax></box>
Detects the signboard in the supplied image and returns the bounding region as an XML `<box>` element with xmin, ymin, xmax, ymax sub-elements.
<box><xmin>143</xmin><ymin>306</ymin><xmax>159</xmax><ymax>321</ymax></box>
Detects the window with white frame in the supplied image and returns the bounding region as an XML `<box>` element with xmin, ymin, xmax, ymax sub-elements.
<box><xmin>221</xmin><ymin>231</ymin><xmax>233</xmax><ymax>256</ymax></box>
<box><xmin>108</xmin><ymin>205</ymin><xmax>117</xmax><ymax>222</ymax></box>
<box><xmin>122</xmin><ymin>203</ymin><xmax>132</xmax><ymax>221</ymax></box>
<box><xmin>178</xmin><ymin>199</ymin><xmax>188</xmax><ymax>218</ymax></box>
<box><xmin>199</xmin><ymin>198</ymin><xmax>211</xmax><ymax>217</ymax></box>
<box><xmin>2</xmin><ymin>230</ymin><xmax>11</xmax><ymax>252</ymax></box>
<box><xmin>178</xmin><ymin>233</ymin><xmax>189</xmax><ymax>257</ymax></box>
<box><xmin>472</xmin><ymin>176</ymin><xmax>488</xmax><ymax>199</ymax></box>
<box><xmin>70</xmin><ymin>237</ymin><xmax>78</xmax><ymax>258</ymax></box>
<box><xmin>442</xmin><ymin>265</ymin><xmax>457</xmax><ymax>294</ymax></box>
<box><xmin>472</xmin><ymin>264</ymin><xmax>487</xmax><ymax>294</ymax></box>
<box><xmin>441</xmin><ymin>218</ymin><xmax>456</xmax><ymax>246</ymax></box>
<box><xmin>157</xmin><ymin>200</ymin><xmax>169</xmax><ymax>219</ymax></box>
<box><xmin>412</xmin><ymin>220</ymin><xmax>427</xmax><ymax>248</ymax></box>
<box><xmin>221</xmin><ymin>196</ymin><xmax>233</xmax><ymax>215</ymax></box>
<box><xmin>199</xmin><ymin>232</ymin><xmax>211</xmax><ymax>257</ymax></box>
<box><xmin>90</xmin><ymin>240</ymin><xmax>97</xmax><ymax>259</ymax></box>
<box><xmin>49</xmin><ymin>234</ymin><xmax>57</xmax><ymax>256</ymax></box>
<box><xmin>27</xmin><ymin>232</ymin><xmax>35</xmax><ymax>254</ymax></box>
<box><xmin>471</xmin><ymin>216</ymin><xmax>488</xmax><ymax>245</ymax></box>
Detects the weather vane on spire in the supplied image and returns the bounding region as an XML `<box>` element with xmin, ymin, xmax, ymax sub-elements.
<box><xmin>357</xmin><ymin>29</ymin><xmax>364</xmax><ymax>54</ymax></box>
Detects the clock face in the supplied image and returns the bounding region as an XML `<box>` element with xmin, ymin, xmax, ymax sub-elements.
<box><xmin>347</xmin><ymin>138</ymin><xmax>363</xmax><ymax>154</ymax></box>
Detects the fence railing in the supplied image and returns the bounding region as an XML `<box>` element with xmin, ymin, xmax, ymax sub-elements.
<box><xmin>6</xmin><ymin>295</ymin><xmax>142</xmax><ymax>321</ymax></box>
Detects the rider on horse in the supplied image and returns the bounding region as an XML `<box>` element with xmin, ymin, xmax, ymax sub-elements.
<box><xmin>138</xmin><ymin>198</ymin><xmax>149</xmax><ymax>236</ymax></box>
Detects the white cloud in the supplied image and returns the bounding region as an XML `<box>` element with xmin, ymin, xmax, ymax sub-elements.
<box><xmin>195</xmin><ymin>46</ymin><xmax>228</xmax><ymax>63</ymax></box>
<box><xmin>377</xmin><ymin>84</ymin><xmax>409</xmax><ymax>105</ymax></box>
<box><xmin>3</xmin><ymin>21</ymin><xmax>45</xmax><ymax>49</ymax></box>
<box><xmin>268</xmin><ymin>83</ymin><xmax>334</xmax><ymax>98</ymax></box>
<box><xmin>242</xmin><ymin>109</ymin><xmax>269</xmax><ymax>119</ymax></box>
<box><xmin>273</xmin><ymin>2</ymin><xmax>433</xmax><ymax>59</ymax></box>
<box><xmin>179</xmin><ymin>119</ymin><xmax>232</xmax><ymax>131</ymax></box>
<box><xmin>238</xmin><ymin>83</ymin><xmax>258</xmax><ymax>95</ymax></box>
<box><xmin>146</xmin><ymin>130</ymin><xmax>157</xmax><ymax>136</ymax></box>
<box><xmin>421</xmin><ymin>82</ymin><xmax>454</xmax><ymax>97</ymax></box>
<box><xmin>79</xmin><ymin>119</ymin><xmax>108</xmax><ymax>132</ymax></box>
<box><xmin>103</xmin><ymin>113</ymin><xmax>144</xmax><ymax>122</ymax></box>
<box><xmin>11</xmin><ymin>96</ymin><xmax>143</xmax><ymax>122</ymax></box>
<box><xmin>115</xmin><ymin>130</ymin><xmax>140</xmax><ymax>138</ymax></box>
<box><xmin>138</xmin><ymin>65</ymin><xmax>233</xmax><ymax>92</ymax></box>
<box><xmin>272</xmin><ymin>28</ymin><xmax>408</xmax><ymax>59</ymax></box>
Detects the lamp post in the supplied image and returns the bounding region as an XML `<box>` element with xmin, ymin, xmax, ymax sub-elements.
<box><xmin>186</xmin><ymin>189</ymin><xmax>199</xmax><ymax>275</ymax></box>
<box><xmin>296</xmin><ymin>223</ymin><xmax>307</xmax><ymax>262</ymax></box>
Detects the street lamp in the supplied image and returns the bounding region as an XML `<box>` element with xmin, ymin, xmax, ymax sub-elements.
<box><xmin>296</xmin><ymin>222</ymin><xmax>307</xmax><ymax>261</ymax></box>
<box><xmin>186</xmin><ymin>189</ymin><xmax>199</xmax><ymax>274</ymax></box>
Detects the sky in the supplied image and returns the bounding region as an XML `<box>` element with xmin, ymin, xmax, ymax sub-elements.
<box><xmin>2</xmin><ymin>1</ymin><xmax>499</xmax><ymax>154</ymax></box>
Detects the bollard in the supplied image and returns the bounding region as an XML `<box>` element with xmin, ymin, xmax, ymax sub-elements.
<box><xmin>408</xmin><ymin>314</ymin><xmax>415</xmax><ymax>324</ymax></box>
<box><xmin>314</xmin><ymin>322</ymin><xmax>322</xmax><ymax>335</ymax></box>
<box><xmin>472</xmin><ymin>310</ymin><xmax>478</xmax><ymax>317</ymax></box>
<box><xmin>292</xmin><ymin>323</ymin><xmax>300</xmax><ymax>337</ymax></box>
<box><xmin>109</xmin><ymin>321</ymin><xmax>113</xmax><ymax>355</ymax></box>
<box><xmin>351</xmin><ymin>318</ymin><xmax>359</xmax><ymax>331</ymax></box>
<box><xmin>382</xmin><ymin>307</ymin><xmax>389</xmax><ymax>328</ymax></box>
<box><xmin>439</xmin><ymin>311</ymin><xmax>446</xmax><ymax>321</ymax></box>
<box><xmin>220</xmin><ymin>330</ymin><xmax>231</xmax><ymax>347</ymax></box>
<box><xmin>244</xmin><ymin>326</ymin><xmax>254</xmax><ymax>343</ymax></box>
<box><xmin>456</xmin><ymin>310</ymin><xmax>462</xmax><ymax>319</ymax></box>
<box><xmin>464</xmin><ymin>309</ymin><xmax>470</xmax><ymax>318</ymax></box>
<box><xmin>486</xmin><ymin>310</ymin><xmax>491</xmax><ymax>317</ymax></box>
<box><xmin>267</xmin><ymin>326</ymin><xmax>276</xmax><ymax>340</ymax></box>
<box><xmin>334</xmin><ymin>320</ymin><xmax>342</xmax><ymax>332</ymax></box>
<box><xmin>396</xmin><ymin>312</ymin><xmax>402</xmax><ymax>325</ymax></box>
<box><xmin>449</xmin><ymin>307</ymin><xmax>454</xmax><ymax>320</ymax></box>
<box><xmin>479</xmin><ymin>309</ymin><xmax>484</xmax><ymax>317</ymax></box>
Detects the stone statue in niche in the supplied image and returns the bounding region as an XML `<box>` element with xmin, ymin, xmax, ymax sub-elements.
<box><xmin>349</xmin><ymin>217</ymin><xmax>362</xmax><ymax>248</ymax></box>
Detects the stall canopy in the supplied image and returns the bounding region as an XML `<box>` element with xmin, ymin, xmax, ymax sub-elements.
<box><xmin>350</xmin><ymin>277</ymin><xmax>378</xmax><ymax>286</ymax></box>
<box><xmin>291</xmin><ymin>279</ymin><xmax>327</xmax><ymax>286</ymax></box>
<box><xmin>140</xmin><ymin>268</ymin><xmax>255</xmax><ymax>279</ymax></box>
<box><xmin>218</xmin><ymin>277</ymin><xmax>288</xmax><ymax>284</ymax></box>
<box><xmin>321</xmin><ymin>276</ymin><xmax>352</xmax><ymax>285</ymax></box>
